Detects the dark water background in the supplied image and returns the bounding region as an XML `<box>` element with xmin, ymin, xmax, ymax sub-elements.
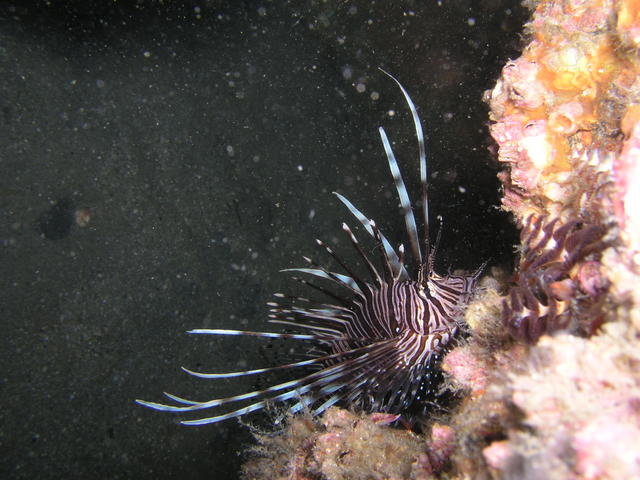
<box><xmin>1</xmin><ymin>1</ymin><xmax>527</xmax><ymax>478</ymax></box>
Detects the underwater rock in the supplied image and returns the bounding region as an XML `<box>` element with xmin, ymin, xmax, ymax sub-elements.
<box><xmin>485</xmin><ymin>0</ymin><xmax>640</xmax><ymax>337</ymax></box>
<box><xmin>485</xmin><ymin>0</ymin><xmax>630</xmax><ymax>225</ymax></box>
<box><xmin>490</xmin><ymin>327</ymin><xmax>640</xmax><ymax>479</ymax></box>
<box><xmin>241</xmin><ymin>408</ymin><xmax>455</xmax><ymax>480</ymax></box>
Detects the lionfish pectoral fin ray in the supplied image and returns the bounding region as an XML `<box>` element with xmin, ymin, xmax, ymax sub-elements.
<box><xmin>136</xmin><ymin>339</ymin><xmax>394</xmax><ymax>421</ymax></box>
<box><xmin>288</xmin><ymin>382</ymin><xmax>345</xmax><ymax>416</ymax></box>
<box><xmin>178</xmin><ymin>369</ymin><xmax>350</xmax><ymax>426</ymax></box>
<box><xmin>267</xmin><ymin>319</ymin><xmax>343</xmax><ymax>336</ymax></box>
<box><xmin>289</xmin><ymin>340</ymin><xmax>398</xmax><ymax>417</ymax></box>
<box><xmin>333</xmin><ymin>192</ymin><xmax>409</xmax><ymax>281</ymax></box>
<box><xmin>137</xmin><ymin>365</ymin><xmax>351</xmax><ymax>416</ymax></box>
<box><xmin>180</xmin><ymin>402</ymin><xmax>270</xmax><ymax>426</ymax></box>
<box><xmin>311</xmin><ymin>393</ymin><xmax>341</xmax><ymax>416</ymax></box>
<box><xmin>179</xmin><ymin>341</ymin><xmax>382</xmax><ymax>379</ymax></box>
<box><xmin>304</xmin><ymin>378</ymin><xmax>368</xmax><ymax>417</ymax></box>
<box><xmin>177</xmin><ymin>342</ymin><xmax>395</xmax><ymax>425</ymax></box>
<box><xmin>135</xmin><ymin>398</ymin><xmax>190</xmax><ymax>411</ymax></box>
<box><xmin>313</xmin><ymin>386</ymin><xmax>351</xmax><ymax>414</ymax></box>
<box><xmin>379</xmin><ymin>126</ymin><xmax>422</xmax><ymax>265</ymax></box>
<box><xmin>289</xmin><ymin>346</ymin><xmax>394</xmax><ymax>417</ymax></box>
<box><xmin>185</xmin><ymin>328</ymin><xmax>334</xmax><ymax>341</ymax></box>
<box><xmin>162</xmin><ymin>391</ymin><xmax>199</xmax><ymax>405</ymax></box>
<box><xmin>379</xmin><ymin>68</ymin><xmax>430</xmax><ymax>262</ymax></box>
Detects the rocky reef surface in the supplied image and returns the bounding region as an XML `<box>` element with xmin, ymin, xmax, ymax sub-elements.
<box><xmin>240</xmin><ymin>1</ymin><xmax>640</xmax><ymax>478</ymax></box>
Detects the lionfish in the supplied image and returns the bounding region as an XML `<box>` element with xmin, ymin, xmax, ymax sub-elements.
<box><xmin>136</xmin><ymin>70</ymin><xmax>484</xmax><ymax>426</ymax></box>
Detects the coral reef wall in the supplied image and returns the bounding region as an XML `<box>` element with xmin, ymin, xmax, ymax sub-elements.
<box><xmin>486</xmin><ymin>0</ymin><xmax>640</xmax><ymax>338</ymax></box>
<box><xmin>450</xmin><ymin>0</ymin><xmax>640</xmax><ymax>478</ymax></box>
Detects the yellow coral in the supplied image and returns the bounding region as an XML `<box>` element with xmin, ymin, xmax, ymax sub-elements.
<box><xmin>486</xmin><ymin>0</ymin><xmax>633</xmax><ymax>225</ymax></box>
<box><xmin>618</xmin><ymin>0</ymin><xmax>640</xmax><ymax>48</ymax></box>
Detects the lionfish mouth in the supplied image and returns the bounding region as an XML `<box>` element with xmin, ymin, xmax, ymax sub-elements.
<box><xmin>136</xmin><ymin>69</ymin><xmax>485</xmax><ymax>426</ymax></box>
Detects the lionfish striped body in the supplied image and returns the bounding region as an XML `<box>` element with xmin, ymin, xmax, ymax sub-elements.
<box><xmin>137</xmin><ymin>71</ymin><xmax>484</xmax><ymax>426</ymax></box>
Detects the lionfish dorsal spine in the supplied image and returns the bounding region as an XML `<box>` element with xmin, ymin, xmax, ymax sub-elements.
<box><xmin>378</xmin><ymin>68</ymin><xmax>430</xmax><ymax>271</ymax></box>
<box><xmin>281</xmin><ymin>266</ymin><xmax>363</xmax><ymax>296</ymax></box>
<box><xmin>378</xmin><ymin>125</ymin><xmax>422</xmax><ymax>266</ymax></box>
<box><xmin>313</xmin><ymin>237</ymin><xmax>369</xmax><ymax>293</ymax></box>
<box><xmin>333</xmin><ymin>191</ymin><xmax>409</xmax><ymax>281</ymax></box>
<box><xmin>341</xmin><ymin>222</ymin><xmax>384</xmax><ymax>286</ymax></box>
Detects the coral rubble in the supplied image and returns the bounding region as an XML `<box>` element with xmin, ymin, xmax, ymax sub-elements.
<box><xmin>241</xmin><ymin>408</ymin><xmax>455</xmax><ymax>480</ymax></box>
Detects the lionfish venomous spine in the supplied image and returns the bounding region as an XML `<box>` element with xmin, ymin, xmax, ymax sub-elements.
<box><xmin>137</xmin><ymin>71</ymin><xmax>484</xmax><ymax>426</ymax></box>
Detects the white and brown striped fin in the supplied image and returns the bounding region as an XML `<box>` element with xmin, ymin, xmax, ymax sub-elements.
<box><xmin>378</xmin><ymin>125</ymin><xmax>422</xmax><ymax>266</ymax></box>
<box><xmin>379</xmin><ymin>68</ymin><xmax>430</xmax><ymax>265</ymax></box>
<box><xmin>135</xmin><ymin>338</ymin><xmax>396</xmax><ymax>425</ymax></box>
<box><xmin>281</xmin><ymin>266</ymin><xmax>363</xmax><ymax>296</ymax></box>
<box><xmin>341</xmin><ymin>222</ymin><xmax>383</xmax><ymax>286</ymax></box>
<box><xmin>333</xmin><ymin>192</ymin><xmax>409</xmax><ymax>281</ymax></box>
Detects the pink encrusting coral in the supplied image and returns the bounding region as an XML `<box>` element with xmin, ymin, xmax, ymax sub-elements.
<box><xmin>485</xmin><ymin>5</ymin><xmax>623</xmax><ymax>224</ymax></box>
<box><xmin>485</xmin><ymin>328</ymin><xmax>640</xmax><ymax>479</ymax></box>
<box><xmin>457</xmin><ymin>0</ymin><xmax>640</xmax><ymax>478</ymax></box>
